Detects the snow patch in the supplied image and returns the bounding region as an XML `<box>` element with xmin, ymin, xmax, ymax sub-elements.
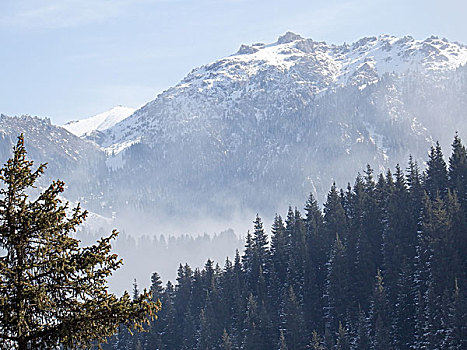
<box><xmin>63</xmin><ymin>106</ymin><xmax>136</xmax><ymax>137</ymax></box>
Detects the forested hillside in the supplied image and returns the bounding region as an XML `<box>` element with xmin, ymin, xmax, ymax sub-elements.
<box><xmin>101</xmin><ymin>134</ymin><xmax>467</xmax><ymax>349</ymax></box>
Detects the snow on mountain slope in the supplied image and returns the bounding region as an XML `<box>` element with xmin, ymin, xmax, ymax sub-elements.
<box><xmin>63</xmin><ymin>105</ymin><xmax>135</xmax><ymax>138</ymax></box>
<box><xmin>102</xmin><ymin>33</ymin><xmax>467</xmax><ymax>153</ymax></box>
<box><xmin>0</xmin><ymin>114</ymin><xmax>108</xmax><ymax>203</ymax></box>
<box><xmin>7</xmin><ymin>33</ymin><xmax>466</xmax><ymax>225</ymax></box>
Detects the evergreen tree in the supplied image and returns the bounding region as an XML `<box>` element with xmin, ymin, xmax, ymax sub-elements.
<box><xmin>445</xmin><ymin>279</ymin><xmax>467</xmax><ymax>349</ymax></box>
<box><xmin>221</xmin><ymin>329</ymin><xmax>233</xmax><ymax>350</ymax></box>
<box><xmin>304</xmin><ymin>193</ymin><xmax>326</xmax><ymax>332</ymax></box>
<box><xmin>351</xmin><ymin>172</ymin><xmax>383</xmax><ymax>315</ymax></box>
<box><xmin>382</xmin><ymin>165</ymin><xmax>417</xmax><ymax>347</ymax></box>
<box><xmin>282</xmin><ymin>286</ymin><xmax>307</xmax><ymax>350</ymax></box>
<box><xmin>323</xmin><ymin>184</ymin><xmax>347</xmax><ymax>243</ymax></box>
<box><xmin>448</xmin><ymin>133</ymin><xmax>467</xmax><ymax>209</ymax></box>
<box><xmin>286</xmin><ymin>209</ymin><xmax>307</xmax><ymax>300</ymax></box>
<box><xmin>278</xmin><ymin>329</ymin><xmax>288</xmax><ymax>350</ymax></box>
<box><xmin>242</xmin><ymin>231</ymin><xmax>254</xmax><ymax>277</ymax></box>
<box><xmin>392</xmin><ymin>261</ymin><xmax>416</xmax><ymax>349</ymax></box>
<box><xmin>335</xmin><ymin>321</ymin><xmax>350</xmax><ymax>350</ymax></box>
<box><xmin>247</xmin><ymin>215</ymin><xmax>270</xmax><ymax>300</ymax></box>
<box><xmin>425</xmin><ymin>142</ymin><xmax>449</xmax><ymax>200</ymax></box>
<box><xmin>270</xmin><ymin>214</ymin><xmax>288</xmax><ymax>303</ymax></box>
<box><xmin>146</xmin><ymin>274</ymin><xmax>165</xmax><ymax>349</ymax></box>
<box><xmin>197</xmin><ymin>308</ymin><xmax>214</xmax><ymax>350</ymax></box>
<box><xmin>310</xmin><ymin>330</ymin><xmax>325</xmax><ymax>350</ymax></box>
<box><xmin>0</xmin><ymin>136</ymin><xmax>159</xmax><ymax>350</ymax></box>
<box><xmin>159</xmin><ymin>282</ymin><xmax>178</xmax><ymax>349</ymax></box>
<box><xmin>354</xmin><ymin>307</ymin><xmax>370</xmax><ymax>350</ymax></box>
<box><xmin>243</xmin><ymin>294</ymin><xmax>262</xmax><ymax>350</ymax></box>
<box><xmin>231</xmin><ymin>250</ymin><xmax>245</xmax><ymax>346</ymax></box>
<box><xmin>252</xmin><ymin>214</ymin><xmax>269</xmax><ymax>267</ymax></box>
<box><xmin>324</xmin><ymin>234</ymin><xmax>350</xmax><ymax>336</ymax></box>
<box><xmin>368</xmin><ymin>270</ymin><xmax>392</xmax><ymax>350</ymax></box>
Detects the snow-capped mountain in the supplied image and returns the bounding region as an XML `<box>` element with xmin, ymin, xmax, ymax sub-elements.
<box><xmin>3</xmin><ymin>33</ymin><xmax>467</xmax><ymax>229</ymax></box>
<box><xmin>63</xmin><ymin>105</ymin><xmax>135</xmax><ymax>138</ymax></box>
<box><xmin>102</xmin><ymin>33</ymin><xmax>467</xmax><ymax>154</ymax></box>
<box><xmin>89</xmin><ymin>33</ymin><xmax>467</xmax><ymax>221</ymax></box>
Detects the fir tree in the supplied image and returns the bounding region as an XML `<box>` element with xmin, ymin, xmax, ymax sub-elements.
<box><xmin>282</xmin><ymin>286</ymin><xmax>307</xmax><ymax>350</ymax></box>
<box><xmin>270</xmin><ymin>214</ymin><xmax>287</xmax><ymax>301</ymax></box>
<box><xmin>445</xmin><ymin>279</ymin><xmax>467</xmax><ymax>349</ymax></box>
<box><xmin>146</xmin><ymin>275</ymin><xmax>165</xmax><ymax>349</ymax></box>
<box><xmin>243</xmin><ymin>294</ymin><xmax>262</xmax><ymax>350</ymax></box>
<box><xmin>286</xmin><ymin>209</ymin><xmax>307</xmax><ymax>300</ymax></box>
<box><xmin>368</xmin><ymin>270</ymin><xmax>392</xmax><ymax>350</ymax></box>
<box><xmin>425</xmin><ymin>142</ymin><xmax>449</xmax><ymax>200</ymax></box>
<box><xmin>324</xmin><ymin>234</ymin><xmax>350</xmax><ymax>337</ymax></box>
<box><xmin>304</xmin><ymin>193</ymin><xmax>326</xmax><ymax>332</ymax></box>
<box><xmin>159</xmin><ymin>282</ymin><xmax>177</xmax><ymax>349</ymax></box>
<box><xmin>448</xmin><ymin>133</ymin><xmax>467</xmax><ymax>209</ymax></box>
<box><xmin>221</xmin><ymin>329</ymin><xmax>233</xmax><ymax>350</ymax></box>
<box><xmin>310</xmin><ymin>330</ymin><xmax>325</xmax><ymax>350</ymax></box>
<box><xmin>278</xmin><ymin>329</ymin><xmax>288</xmax><ymax>350</ymax></box>
<box><xmin>323</xmin><ymin>184</ymin><xmax>347</xmax><ymax>243</ymax></box>
<box><xmin>0</xmin><ymin>136</ymin><xmax>159</xmax><ymax>350</ymax></box>
<box><xmin>335</xmin><ymin>321</ymin><xmax>350</xmax><ymax>350</ymax></box>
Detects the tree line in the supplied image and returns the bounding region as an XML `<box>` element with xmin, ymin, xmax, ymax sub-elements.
<box><xmin>105</xmin><ymin>135</ymin><xmax>467</xmax><ymax>350</ymax></box>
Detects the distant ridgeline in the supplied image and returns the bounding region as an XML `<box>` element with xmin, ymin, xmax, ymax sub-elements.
<box><xmin>100</xmin><ymin>134</ymin><xmax>467</xmax><ymax>350</ymax></box>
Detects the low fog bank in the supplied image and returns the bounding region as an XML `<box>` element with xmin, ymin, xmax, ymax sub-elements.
<box><xmin>78</xmin><ymin>227</ymin><xmax>245</xmax><ymax>295</ymax></box>
<box><xmin>111</xmin><ymin>208</ymin><xmax>259</xmax><ymax>239</ymax></box>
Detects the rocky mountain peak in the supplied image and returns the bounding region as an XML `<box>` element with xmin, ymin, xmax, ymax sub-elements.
<box><xmin>277</xmin><ymin>31</ymin><xmax>304</xmax><ymax>44</ymax></box>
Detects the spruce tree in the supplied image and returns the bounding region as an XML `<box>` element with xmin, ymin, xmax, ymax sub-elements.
<box><xmin>323</xmin><ymin>184</ymin><xmax>347</xmax><ymax>243</ymax></box>
<box><xmin>335</xmin><ymin>321</ymin><xmax>351</xmax><ymax>350</ymax></box>
<box><xmin>243</xmin><ymin>294</ymin><xmax>262</xmax><ymax>350</ymax></box>
<box><xmin>324</xmin><ymin>233</ymin><xmax>350</xmax><ymax>336</ymax></box>
<box><xmin>278</xmin><ymin>329</ymin><xmax>288</xmax><ymax>350</ymax></box>
<box><xmin>286</xmin><ymin>209</ymin><xmax>307</xmax><ymax>300</ymax></box>
<box><xmin>448</xmin><ymin>133</ymin><xmax>467</xmax><ymax>209</ymax></box>
<box><xmin>445</xmin><ymin>279</ymin><xmax>467</xmax><ymax>349</ymax></box>
<box><xmin>221</xmin><ymin>329</ymin><xmax>233</xmax><ymax>350</ymax></box>
<box><xmin>310</xmin><ymin>330</ymin><xmax>325</xmax><ymax>350</ymax></box>
<box><xmin>368</xmin><ymin>270</ymin><xmax>392</xmax><ymax>350</ymax></box>
<box><xmin>282</xmin><ymin>286</ymin><xmax>307</xmax><ymax>350</ymax></box>
<box><xmin>159</xmin><ymin>282</ymin><xmax>177</xmax><ymax>349</ymax></box>
<box><xmin>425</xmin><ymin>142</ymin><xmax>449</xmax><ymax>200</ymax></box>
<box><xmin>0</xmin><ymin>136</ymin><xmax>159</xmax><ymax>349</ymax></box>
<box><xmin>270</xmin><ymin>214</ymin><xmax>287</xmax><ymax>296</ymax></box>
<box><xmin>146</xmin><ymin>273</ymin><xmax>165</xmax><ymax>350</ymax></box>
<box><xmin>304</xmin><ymin>193</ymin><xmax>326</xmax><ymax>332</ymax></box>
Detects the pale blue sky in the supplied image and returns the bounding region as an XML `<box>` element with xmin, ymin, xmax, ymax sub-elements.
<box><xmin>0</xmin><ymin>0</ymin><xmax>465</xmax><ymax>124</ymax></box>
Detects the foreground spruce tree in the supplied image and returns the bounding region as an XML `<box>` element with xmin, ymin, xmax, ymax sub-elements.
<box><xmin>0</xmin><ymin>135</ymin><xmax>160</xmax><ymax>350</ymax></box>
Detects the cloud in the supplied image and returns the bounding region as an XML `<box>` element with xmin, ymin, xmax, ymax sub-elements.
<box><xmin>0</xmin><ymin>0</ymin><xmax>154</xmax><ymax>29</ymax></box>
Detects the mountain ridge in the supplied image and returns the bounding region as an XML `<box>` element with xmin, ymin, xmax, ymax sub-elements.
<box><xmin>2</xmin><ymin>32</ymin><xmax>467</xmax><ymax>231</ymax></box>
<box><xmin>100</xmin><ymin>33</ymin><xmax>467</xmax><ymax>155</ymax></box>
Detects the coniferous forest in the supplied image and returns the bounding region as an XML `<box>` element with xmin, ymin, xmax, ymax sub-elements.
<box><xmin>103</xmin><ymin>135</ymin><xmax>467</xmax><ymax>350</ymax></box>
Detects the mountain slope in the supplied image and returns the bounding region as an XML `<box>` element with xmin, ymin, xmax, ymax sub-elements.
<box><xmin>4</xmin><ymin>33</ymin><xmax>467</xmax><ymax>230</ymax></box>
<box><xmin>92</xmin><ymin>33</ymin><xmax>467</xmax><ymax>222</ymax></box>
<box><xmin>102</xmin><ymin>33</ymin><xmax>467</xmax><ymax>153</ymax></box>
<box><xmin>0</xmin><ymin>114</ymin><xmax>107</xmax><ymax>201</ymax></box>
